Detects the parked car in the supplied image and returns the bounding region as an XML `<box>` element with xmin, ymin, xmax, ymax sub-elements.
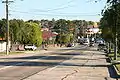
<box><xmin>97</xmin><ymin>43</ymin><xmax>107</xmax><ymax>51</ymax></box>
<box><xmin>89</xmin><ymin>41</ymin><xmax>94</xmax><ymax>47</ymax></box>
<box><xmin>24</xmin><ymin>44</ymin><xmax>37</xmax><ymax>50</ymax></box>
<box><xmin>66</xmin><ymin>43</ymin><xmax>74</xmax><ymax>47</ymax></box>
<box><xmin>83</xmin><ymin>38</ymin><xmax>90</xmax><ymax>45</ymax></box>
<box><xmin>78</xmin><ymin>38</ymin><xmax>84</xmax><ymax>44</ymax></box>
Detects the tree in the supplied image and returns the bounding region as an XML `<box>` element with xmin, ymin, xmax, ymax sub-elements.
<box><xmin>9</xmin><ymin>19</ymin><xmax>19</xmax><ymax>43</ymax></box>
<box><xmin>9</xmin><ymin>19</ymin><xmax>42</xmax><ymax>46</ymax></box>
<box><xmin>100</xmin><ymin>1</ymin><xmax>120</xmax><ymax>55</ymax></box>
<box><xmin>0</xmin><ymin>19</ymin><xmax>6</xmax><ymax>39</ymax></box>
<box><xmin>23</xmin><ymin>22</ymin><xmax>42</xmax><ymax>47</ymax></box>
<box><xmin>100</xmin><ymin>7</ymin><xmax>115</xmax><ymax>42</ymax></box>
<box><xmin>9</xmin><ymin>19</ymin><xmax>26</xmax><ymax>44</ymax></box>
<box><xmin>107</xmin><ymin>0</ymin><xmax>119</xmax><ymax>4</ymax></box>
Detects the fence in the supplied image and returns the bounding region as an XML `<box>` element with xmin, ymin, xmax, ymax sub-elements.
<box><xmin>0</xmin><ymin>41</ymin><xmax>6</xmax><ymax>52</ymax></box>
<box><xmin>0</xmin><ymin>41</ymin><xmax>11</xmax><ymax>52</ymax></box>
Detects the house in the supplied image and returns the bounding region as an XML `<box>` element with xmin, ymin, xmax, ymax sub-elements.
<box><xmin>41</xmin><ymin>28</ymin><xmax>58</xmax><ymax>41</ymax></box>
<box><xmin>41</xmin><ymin>28</ymin><xmax>58</xmax><ymax>47</ymax></box>
<box><xmin>86</xmin><ymin>22</ymin><xmax>101</xmax><ymax>38</ymax></box>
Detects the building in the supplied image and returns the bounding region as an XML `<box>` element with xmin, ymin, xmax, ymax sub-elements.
<box><xmin>86</xmin><ymin>22</ymin><xmax>101</xmax><ymax>38</ymax></box>
<box><xmin>41</xmin><ymin>28</ymin><xmax>58</xmax><ymax>42</ymax></box>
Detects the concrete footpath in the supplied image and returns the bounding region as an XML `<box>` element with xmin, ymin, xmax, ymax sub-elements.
<box><xmin>24</xmin><ymin>48</ymin><xmax>116</xmax><ymax>80</ymax></box>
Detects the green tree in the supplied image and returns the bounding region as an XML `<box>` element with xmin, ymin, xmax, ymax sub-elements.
<box><xmin>9</xmin><ymin>19</ymin><xmax>19</xmax><ymax>43</ymax></box>
<box><xmin>100</xmin><ymin>1</ymin><xmax>120</xmax><ymax>53</ymax></box>
<box><xmin>23</xmin><ymin>22</ymin><xmax>42</xmax><ymax>46</ymax></box>
<box><xmin>100</xmin><ymin>7</ymin><xmax>115</xmax><ymax>42</ymax></box>
<box><xmin>0</xmin><ymin>19</ymin><xmax>6</xmax><ymax>39</ymax></box>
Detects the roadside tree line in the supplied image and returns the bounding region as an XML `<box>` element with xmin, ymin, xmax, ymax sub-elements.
<box><xmin>0</xmin><ymin>18</ymin><xmax>96</xmax><ymax>47</ymax></box>
<box><xmin>100</xmin><ymin>0</ymin><xmax>120</xmax><ymax>52</ymax></box>
<box><xmin>0</xmin><ymin>19</ymin><xmax>42</xmax><ymax>47</ymax></box>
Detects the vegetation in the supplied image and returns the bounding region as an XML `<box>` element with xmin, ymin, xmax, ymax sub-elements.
<box><xmin>0</xmin><ymin>18</ymin><xmax>96</xmax><ymax>47</ymax></box>
<box><xmin>23</xmin><ymin>22</ymin><xmax>42</xmax><ymax>47</ymax></box>
<box><xmin>0</xmin><ymin>19</ymin><xmax>42</xmax><ymax>47</ymax></box>
<box><xmin>107</xmin><ymin>52</ymin><xmax>120</xmax><ymax>74</ymax></box>
<box><xmin>0</xmin><ymin>19</ymin><xmax>6</xmax><ymax>39</ymax></box>
<box><xmin>100</xmin><ymin>0</ymin><xmax>120</xmax><ymax>52</ymax></box>
<box><xmin>0</xmin><ymin>51</ymin><xmax>24</xmax><ymax>55</ymax></box>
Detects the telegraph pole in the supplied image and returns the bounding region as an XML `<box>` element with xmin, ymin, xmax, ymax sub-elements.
<box><xmin>2</xmin><ymin>0</ymin><xmax>13</xmax><ymax>55</ymax></box>
<box><xmin>114</xmin><ymin>0</ymin><xmax>118</xmax><ymax>60</ymax></box>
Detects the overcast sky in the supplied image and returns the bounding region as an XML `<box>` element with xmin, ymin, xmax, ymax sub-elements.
<box><xmin>0</xmin><ymin>0</ymin><xmax>106</xmax><ymax>21</ymax></box>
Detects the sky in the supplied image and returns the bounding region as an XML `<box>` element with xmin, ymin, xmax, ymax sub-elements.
<box><xmin>0</xmin><ymin>0</ymin><xmax>106</xmax><ymax>22</ymax></box>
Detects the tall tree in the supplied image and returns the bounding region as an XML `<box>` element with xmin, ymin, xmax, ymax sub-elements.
<box><xmin>100</xmin><ymin>1</ymin><xmax>120</xmax><ymax>53</ymax></box>
<box><xmin>23</xmin><ymin>22</ymin><xmax>42</xmax><ymax>46</ymax></box>
<box><xmin>0</xmin><ymin>19</ymin><xmax>6</xmax><ymax>39</ymax></box>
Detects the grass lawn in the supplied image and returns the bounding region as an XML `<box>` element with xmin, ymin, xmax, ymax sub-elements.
<box><xmin>0</xmin><ymin>51</ymin><xmax>24</xmax><ymax>55</ymax></box>
<box><xmin>116</xmin><ymin>64</ymin><xmax>120</xmax><ymax>74</ymax></box>
<box><xmin>108</xmin><ymin>52</ymin><xmax>120</xmax><ymax>60</ymax></box>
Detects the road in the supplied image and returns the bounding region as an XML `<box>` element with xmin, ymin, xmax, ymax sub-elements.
<box><xmin>0</xmin><ymin>44</ymin><xmax>118</xmax><ymax>80</ymax></box>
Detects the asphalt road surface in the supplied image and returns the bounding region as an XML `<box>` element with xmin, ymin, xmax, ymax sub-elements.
<box><xmin>0</xmin><ymin>44</ymin><xmax>119</xmax><ymax>80</ymax></box>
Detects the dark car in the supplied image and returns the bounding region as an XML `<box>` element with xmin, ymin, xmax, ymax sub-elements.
<box><xmin>67</xmin><ymin>43</ymin><xmax>74</xmax><ymax>47</ymax></box>
<box><xmin>97</xmin><ymin>43</ymin><xmax>107</xmax><ymax>51</ymax></box>
<box><xmin>89</xmin><ymin>42</ymin><xmax>94</xmax><ymax>47</ymax></box>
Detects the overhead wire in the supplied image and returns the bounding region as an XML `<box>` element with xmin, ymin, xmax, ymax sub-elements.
<box><xmin>8</xmin><ymin>0</ymin><xmax>75</xmax><ymax>12</ymax></box>
<box><xmin>55</xmin><ymin>0</ymin><xmax>75</xmax><ymax>7</ymax></box>
<box><xmin>31</xmin><ymin>0</ymin><xmax>76</xmax><ymax>12</ymax></box>
<box><xmin>8</xmin><ymin>0</ymin><xmax>77</xmax><ymax>18</ymax></box>
<box><xmin>6</xmin><ymin>0</ymin><xmax>101</xmax><ymax>20</ymax></box>
<box><xmin>9</xmin><ymin>0</ymin><xmax>101</xmax><ymax>17</ymax></box>
<box><xmin>32</xmin><ymin>5</ymin><xmax>74</xmax><ymax>12</ymax></box>
<box><xmin>10</xmin><ymin>10</ymin><xmax>100</xmax><ymax>17</ymax></box>
<box><xmin>10</xmin><ymin>0</ymin><xmax>76</xmax><ymax>13</ymax></box>
<box><xmin>86</xmin><ymin>0</ymin><xmax>102</xmax><ymax>3</ymax></box>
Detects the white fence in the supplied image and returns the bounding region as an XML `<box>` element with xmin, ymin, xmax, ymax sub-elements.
<box><xmin>0</xmin><ymin>41</ymin><xmax>6</xmax><ymax>52</ymax></box>
<box><xmin>0</xmin><ymin>41</ymin><xmax>11</xmax><ymax>52</ymax></box>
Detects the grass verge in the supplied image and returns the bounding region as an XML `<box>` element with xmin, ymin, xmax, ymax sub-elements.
<box><xmin>0</xmin><ymin>51</ymin><xmax>24</xmax><ymax>55</ymax></box>
<box><xmin>108</xmin><ymin>52</ymin><xmax>120</xmax><ymax>75</ymax></box>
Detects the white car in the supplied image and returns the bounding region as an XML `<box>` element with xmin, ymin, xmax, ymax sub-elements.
<box><xmin>83</xmin><ymin>38</ymin><xmax>90</xmax><ymax>45</ymax></box>
<box><xmin>25</xmin><ymin>44</ymin><xmax>37</xmax><ymax>50</ymax></box>
<box><xmin>83</xmin><ymin>41</ymin><xmax>89</xmax><ymax>45</ymax></box>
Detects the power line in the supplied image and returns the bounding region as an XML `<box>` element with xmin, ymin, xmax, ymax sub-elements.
<box><xmin>56</xmin><ymin>0</ymin><xmax>75</xmax><ymax>7</ymax></box>
<box><xmin>33</xmin><ymin>5</ymin><xmax>74</xmax><ymax>12</ymax></box>
<box><xmin>44</xmin><ymin>0</ymin><xmax>76</xmax><ymax>11</ymax></box>
<box><xmin>24</xmin><ymin>0</ymin><xmax>76</xmax><ymax>12</ymax></box>
<box><xmin>29</xmin><ymin>10</ymin><xmax>101</xmax><ymax>15</ymax></box>
<box><xmin>86</xmin><ymin>0</ymin><xmax>102</xmax><ymax>3</ymax></box>
<box><xmin>10</xmin><ymin>10</ymin><xmax>100</xmax><ymax>17</ymax></box>
<box><xmin>8</xmin><ymin>0</ymin><xmax>75</xmax><ymax>13</ymax></box>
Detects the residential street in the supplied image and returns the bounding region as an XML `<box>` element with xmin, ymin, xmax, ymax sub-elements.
<box><xmin>0</xmin><ymin>44</ymin><xmax>118</xmax><ymax>80</ymax></box>
<box><xmin>1</xmin><ymin>0</ymin><xmax>120</xmax><ymax>80</ymax></box>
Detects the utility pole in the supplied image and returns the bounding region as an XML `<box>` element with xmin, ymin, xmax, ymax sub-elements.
<box><xmin>2</xmin><ymin>0</ymin><xmax>13</xmax><ymax>55</ymax></box>
<box><xmin>114</xmin><ymin>0</ymin><xmax>118</xmax><ymax>60</ymax></box>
